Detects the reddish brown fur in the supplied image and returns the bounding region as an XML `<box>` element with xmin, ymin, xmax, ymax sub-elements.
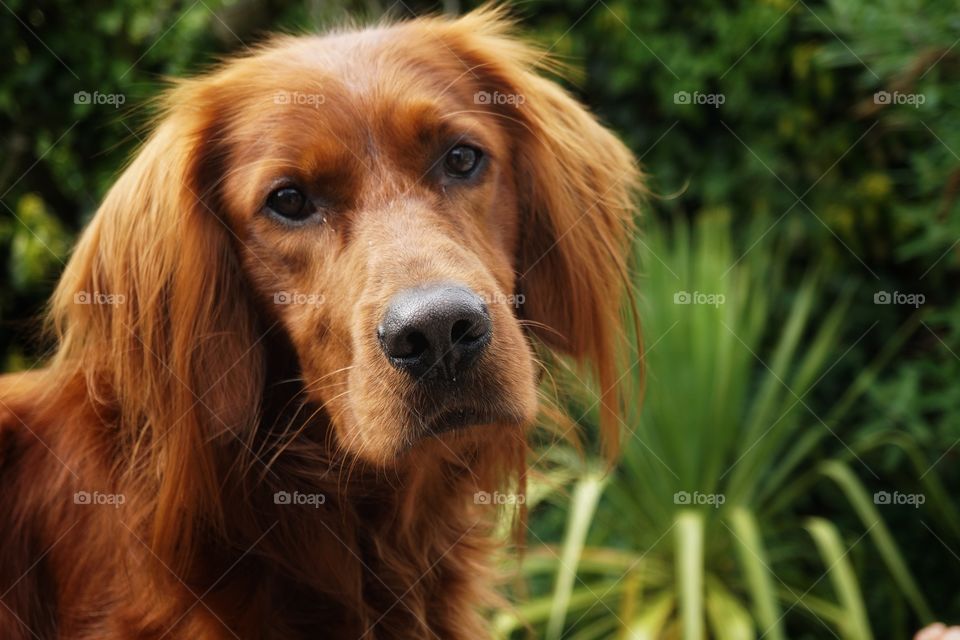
<box><xmin>0</xmin><ymin>7</ymin><xmax>641</xmax><ymax>639</ymax></box>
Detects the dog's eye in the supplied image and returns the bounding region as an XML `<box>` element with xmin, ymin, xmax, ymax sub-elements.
<box><xmin>444</xmin><ymin>145</ymin><xmax>482</xmax><ymax>178</ymax></box>
<box><xmin>266</xmin><ymin>187</ymin><xmax>313</xmax><ymax>220</ymax></box>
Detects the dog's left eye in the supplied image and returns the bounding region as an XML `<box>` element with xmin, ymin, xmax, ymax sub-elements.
<box><xmin>266</xmin><ymin>187</ymin><xmax>315</xmax><ymax>221</ymax></box>
<box><xmin>444</xmin><ymin>145</ymin><xmax>482</xmax><ymax>178</ymax></box>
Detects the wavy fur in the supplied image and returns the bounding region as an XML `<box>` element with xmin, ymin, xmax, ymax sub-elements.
<box><xmin>0</xmin><ymin>6</ymin><xmax>641</xmax><ymax>638</ymax></box>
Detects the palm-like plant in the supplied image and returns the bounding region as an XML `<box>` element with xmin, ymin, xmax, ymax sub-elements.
<box><xmin>497</xmin><ymin>213</ymin><xmax>955</xmax><ymax>639</ymax></box>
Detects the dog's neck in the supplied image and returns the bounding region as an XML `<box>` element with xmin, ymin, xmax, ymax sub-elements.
<box><xmin>203</xmin><ymin>409</ymin><xmax>520</xmax><ymax>639</ymax></box>
<box><xmin>29</xmin><ymin>336</ymin><xmax>521</xmax><ymax>638</ymax></box>
<box><xmin>147</xmin><ymin>331</ymin><xmax>519</xmax><ymax>637</ymax></box>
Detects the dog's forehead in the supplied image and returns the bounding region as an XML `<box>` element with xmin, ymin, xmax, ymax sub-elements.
<box><xmin>260</xmin><ymin>24</ymin><xmax>483</xmax><ymax>106</ymax></box>
<box><xmin>218</xmin><ymin>26</ymin><xmax>502</xmax><ymax>211</ymax></box>
<box><xmin>226</xmin><ymin>30</ymin><xmax>493</xmax><ymax>154</ymax></box>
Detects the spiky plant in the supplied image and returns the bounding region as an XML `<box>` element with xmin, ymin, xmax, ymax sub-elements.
<box><xmin>496</xmin><ymin>213</ymin><xmax>954</xmax><ymax>639</ymax></box>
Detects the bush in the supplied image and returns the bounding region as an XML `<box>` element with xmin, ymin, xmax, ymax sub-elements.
<box><xmin>498</xmin><ymin>213</ymin><xmax>948</xmax><ymax>638</ymax></box>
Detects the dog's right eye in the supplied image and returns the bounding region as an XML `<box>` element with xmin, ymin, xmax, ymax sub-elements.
<box><xmin>266</xmin><ymin>187</ymin><xmax>314</xmax><ymax>221</ymax></box>
<box><xmin>444</xmin><ymin>145</ymin><xmax>483</xmax><ymax>178</ymax></box>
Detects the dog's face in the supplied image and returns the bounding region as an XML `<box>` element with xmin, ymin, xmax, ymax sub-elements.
<box><xmin>215</xmin><ymin>29</ymin><xmax>539</xmax><ymax>462</ymax></box>
<box><xmin>59</xmin><ymin>10</ymin><xmax>638</xmax><ymax>469</ymax></box>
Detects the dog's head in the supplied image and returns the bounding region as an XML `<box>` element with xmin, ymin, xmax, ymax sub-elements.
<box><xmin>53</xmin><ymin>9</ymin><xmax>639</xmax><ymax>475</ymax></box>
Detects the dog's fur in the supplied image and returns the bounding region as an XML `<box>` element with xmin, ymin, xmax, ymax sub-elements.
<box><xmin>0</xmin><ymin>7</ymin><xmax>640</xmax><ymax>639</ymax></box>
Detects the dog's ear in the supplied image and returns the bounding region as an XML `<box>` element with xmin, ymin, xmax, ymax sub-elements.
<box><xmin>441</xmin><ymin>8</ymin><xmax>643</xmax><ymax>458</ymax></box>
<box><xmin>49</xmin><ymin>82</ymin><xmax>262</xmax><ymax>569</ymax></box>
<box><xmin>511</xmin><ymin>80</ymin><xmax>642</xmax><ymax>459</ymax></box>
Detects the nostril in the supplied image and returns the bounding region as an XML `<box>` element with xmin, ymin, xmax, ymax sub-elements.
<box><xmin>451</xmin><ymin>318</ymin><xmax>481</xmax><ymax>345</ymax></box>
<box><xmin>397</xmin><ymin>329</ymin><xmax>429</xmax><ymax>359</ymax></box>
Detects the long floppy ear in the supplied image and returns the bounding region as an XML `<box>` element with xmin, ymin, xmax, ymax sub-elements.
<box><xmin>440</xmin><ymin>8</ymin><xmax>643</xmax><ymax>458</ymax></box>
<box><xmin>48</xmin><ymin>86</ymin><xmax>263</xmax><ymax>570</ymax></box>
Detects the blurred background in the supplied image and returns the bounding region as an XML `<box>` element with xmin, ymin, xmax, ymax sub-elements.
<box><xmin>2</xmin><ymin>0</ymin><xmax>959</xmax><ymax>638</ymax></box>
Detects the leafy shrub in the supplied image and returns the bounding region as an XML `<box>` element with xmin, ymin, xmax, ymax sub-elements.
<box><xmin>498</xmin><ymin>213</ymin><xmax>949</xmax><ymax>638</ymax></box>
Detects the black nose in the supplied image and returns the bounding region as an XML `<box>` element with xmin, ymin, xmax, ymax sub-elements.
<box><xmin>378</xmin><ymin>284</ymin><xmax>492</xmax><ymax>380</ymax></box>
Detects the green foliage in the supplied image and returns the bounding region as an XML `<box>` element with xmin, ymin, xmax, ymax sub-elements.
<box><xmin>496</xmin><ymin>0</ymin><xmax>960</xmax><ymax>631</ymax></box>
<box><xmin>498</xmin><ymin>213</ymin><xmax>938</xmax><ymax>638</ymax></box>
<box><xmin>7</xmin><ymin>193</ymin><xmax>69</xmax><ymax>290</ymax></box>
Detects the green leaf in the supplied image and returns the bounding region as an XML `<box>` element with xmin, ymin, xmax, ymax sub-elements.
<box><xmin>621</xmin><ymin>591</ymin><xmax>674</xmax><ymax>640</ymax></box>
<box><xmin>705</xmin><ymin>577</ymin><xmax>754</xmax><ymax>640</ymax></box>
<box><xmin>806</xmin><ymin>517</ymin><xmax>873</xmax><ymax>640</ymax></box>
<box><xmin>820</xmin><ymin>460</ymin><xmax>933</xmax><ymax>621</ymax></box>
<box><xmin>494</xmin><ymin>585</ymin><xmax>628</xmax><ymax>636</ymax></box>
<box><xmin>676</xmin><ymin>510</ymin><xmax>705</xmax><ymax>640</ymax></box>
<box><xmin>546</xmin><ymin>471</ymin><xmax>607</xmax><ymax>640</ymax></box>
<box><xmin>727</xmin><ymin>508</ymin><xmax>786</xmax><ymax>640</ymax></box>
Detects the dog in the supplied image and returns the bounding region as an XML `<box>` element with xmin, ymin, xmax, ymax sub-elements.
<box><xmin>0</xmin><ymin>7</ymin><xmax>641</xmax><ymax>638</ymax></box>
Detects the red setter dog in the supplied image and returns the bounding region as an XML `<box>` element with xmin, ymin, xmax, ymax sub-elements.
<box><xmin>0</xmin><ymin>7</ymin><xmax>640</xmax><ymax>639</ymax></box>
